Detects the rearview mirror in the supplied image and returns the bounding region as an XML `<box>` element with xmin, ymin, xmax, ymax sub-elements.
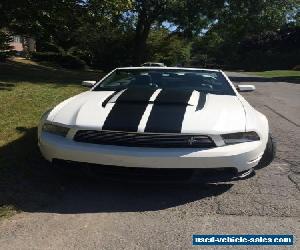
<box><xmin>82</xmin><ymin>80</ymin><xmax>96</xmax><ymax>87</ymax></box>
<box><xmin>237</xmin><ymin>84</ymin><xmax>256</xmax><ymax>92</ymax></box>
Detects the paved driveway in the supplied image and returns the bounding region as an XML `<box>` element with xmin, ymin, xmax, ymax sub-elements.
<box><xmin>0</xmin><ymin>72</ymin><xmax>299</xmax><ymax>249</ymax></box>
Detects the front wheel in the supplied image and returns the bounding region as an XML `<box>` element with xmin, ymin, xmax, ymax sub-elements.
<box><xmin>255</xmin><ymin>134</ymin><xmax>276</xmax><ymax>169</ymax></box>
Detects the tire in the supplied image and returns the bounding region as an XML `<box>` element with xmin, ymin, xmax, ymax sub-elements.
<box><xmin>255</xmin><ymin>133</ymin><xmax>276</xmax><ymax>169</ymax></box>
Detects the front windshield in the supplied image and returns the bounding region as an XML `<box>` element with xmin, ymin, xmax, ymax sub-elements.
<box><xmin>93</xmin><ymin>69</ymin><xmax>235</xmax><ymax>95</ymax></box>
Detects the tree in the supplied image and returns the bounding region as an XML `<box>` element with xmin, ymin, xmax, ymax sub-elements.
<box><xmin>147</xmin><ymin>28</ymin><xmax>191</xmax><ymax>65</ymax></box>
<box><xmin>130</xmin><ymin>0</ymin><xmax>225</xmax><ymax>65</ymax></box>
<box><xmin>1</xmin><ymin>0</ymin><xmax>298</xmax><ymax>69</ymax></box>
<box><xmin>0</xmin><ymin>31</ymin><xmax>13</xmax><ymax>61</ymax></box>
<box><xmin>131</xmin><ymin>0</ymin><xmax>171</xmax><ymax>64</ymax></box>
<box><xmin>75</xmin><ymin>0</ymin><xmax>133</xmax><ymax>69</ymax></box>
<box><xmin>169</xmin><ymin>0</ymin><xmax>225</xmax><ymax>38</ymax></box>
<box><xmin>191</xmin><ymin>0</ymin><xmax>299</xmax><ymax>68</ymax></box>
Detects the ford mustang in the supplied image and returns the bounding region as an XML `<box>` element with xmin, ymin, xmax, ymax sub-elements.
<box><xmin>38</xmin><ymin>67</ymin><xmax>275</xmax><ymax>180</ymax></box>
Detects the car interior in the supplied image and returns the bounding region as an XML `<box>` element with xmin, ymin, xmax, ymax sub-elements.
<box><xmin>95</xmin><ymin>70</ymin><xmax>235</xmax><ymax>95</ymax></box>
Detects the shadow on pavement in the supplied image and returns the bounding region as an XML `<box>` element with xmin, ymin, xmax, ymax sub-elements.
<box><xmin>40</xmin><ymin>178</ymin><xmax>232</xmax><ymax>214</ymax></box>
<box><xmin>0</xmin><ymin>127</ymin><xmax>232</xmax><ymax>215</ymax></box>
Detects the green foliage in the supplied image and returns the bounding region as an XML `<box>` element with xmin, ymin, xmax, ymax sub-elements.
<box><xmin>0</xmin><ymin>31</ymin><xmax>13</xmax><ymax>61</ymax></box>
<box><xmin>190</xmin><ymin>0</ymin><xmax>300</xmax><ymax>69</ymax></box>
<box><xmin>1</xmin><ymin>0</ymin><xmax>299</xmax><ymax>69</ymax></box>
<box><xmin>235</xmin><ymin>26</ymin><xmax>300</xmax><ymax>70</ymax></box>
<box><xmin>147</xmin><ymin>29</ymin><xmax>191</xmax><ymax>66</ymax></box>
<box><xmin>169</xmin><ymin>0</ymin><xmax>225</xmax><ymax>37</ymax></box>
<box><xmin>240</xmin><ymin>50</ymin><xmax>300</xmax><ymax>71</ymax></box>
<box><xmin>0</xmin><ymin>32</ymin><xmax>11</xmax><ymax>50</ymax></box>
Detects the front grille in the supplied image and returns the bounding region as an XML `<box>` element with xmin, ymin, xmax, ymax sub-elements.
<box><xmin>73</xmin><ymin>130</ymin><xmax>216</xmax><ymax>148</ymax></box>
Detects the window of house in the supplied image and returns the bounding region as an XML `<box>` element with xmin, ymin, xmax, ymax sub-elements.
<box><xmin>13</xmin><ymin>36</ymin><xmax>21</xmax><ymax>43</ymax></box>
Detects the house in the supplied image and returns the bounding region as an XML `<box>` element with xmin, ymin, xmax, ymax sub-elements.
<box><xmin>10</xmin><ymin>35</ymin><xmax>36</xmax><ymax>54</ymax></box>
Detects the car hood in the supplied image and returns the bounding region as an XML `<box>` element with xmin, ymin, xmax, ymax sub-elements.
<box><xmin>46</xmin><ymin>89</ymin><xmax>246</xmax><ymax>134</ymax></box>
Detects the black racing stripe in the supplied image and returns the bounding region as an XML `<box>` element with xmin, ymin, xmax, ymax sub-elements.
<box><xmin>102</xmin><ymin>87</ymin><xmax>155</xmax><ymax>132</ymax></box>
<box><xmin>145</xmin><ymin>89</ymin><xmax>194</xmax><ymax>133</ymax></box>
<box><xmin>196</xmin><ymin>92</ymin><xmax>207</xmax><ymax>111</ymax></box>
<box><xmin>152</xmin><ymin>89</ymin><xmax>193</xmax><ymax>105</ymax></box>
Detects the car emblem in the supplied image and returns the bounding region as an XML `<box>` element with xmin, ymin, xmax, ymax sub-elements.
<box><xmin>188</xmin><ymin>136</ymin><xmax>197</xmax><ymax>145</ymax></box>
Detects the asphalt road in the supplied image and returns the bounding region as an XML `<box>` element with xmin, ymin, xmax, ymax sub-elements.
<box><xmin>0</xmin><ymin>72</ymin><xmax>299</xmax><ymax>249</ymax></box>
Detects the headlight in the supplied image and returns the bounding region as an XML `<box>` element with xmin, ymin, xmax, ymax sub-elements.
<box><xmin>221</xmin><ymin>132</ymin><xmax>260</xmax><ymax>145</ymax></box>
<box><xmin>42</xmin><ymin>123</ymin><xmax>69</xmax><ymax>137</ymax></box>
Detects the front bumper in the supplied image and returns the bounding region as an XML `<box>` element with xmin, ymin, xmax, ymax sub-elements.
<box><xmin>39</xmin><ymin>132</ymin><xmax>265</xmax><ymax>173</ymax></box>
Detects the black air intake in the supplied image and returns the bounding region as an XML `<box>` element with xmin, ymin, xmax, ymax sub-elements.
<box><xmin>74</xmin><ymin>130</ymin><xmax>216</xmax><ymax>148</ymax></box>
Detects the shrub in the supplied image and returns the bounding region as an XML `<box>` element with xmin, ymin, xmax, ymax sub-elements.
<box><xmin>0</xmin><ymin>31</ymin><xmax>13</xmax><ymax>62</ymax></box>
<box><xmin>31</xmin><ymin>52</ymin><xmax>60</xmax><ymax>62</ymax></box>
<box><xmin>58</xmin><ymin>54</ymin><xmax>86</xmax><ymax>70</ymax></box>
<box><xmin>293</xmin><ymin>65</ymin><xmax>300</xmax><ymax>71</ymax></box>
<box><xmin>0</xmin><ymin>51</ymin><xmax>14</xmax><ymax>62</ymax></box>
<box><xmin>37</xmin><ymin>42</ymin><xmax>63</xmax><ymax>53</ymax></box>
<box><xmin>31</xmin><ymin>52</ymin><xmax>86</xmax><ymax>70</ymax></box>
<box><xmin>240</xmin><ymin>50</ymin><xmax>300</xmax><ymax>71</ymax></box>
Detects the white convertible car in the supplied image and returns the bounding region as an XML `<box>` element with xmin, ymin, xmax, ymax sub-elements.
<box><xmin>38</xmin><ymin>67</ymin><xmax>275</xmax><ymax>180</ymax></box>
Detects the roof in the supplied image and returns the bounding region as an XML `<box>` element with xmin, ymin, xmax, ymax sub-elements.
<box><xmin>116</xmin><ymin>67</ymin><xmax>221</xmax><ymax>72</ymax></box>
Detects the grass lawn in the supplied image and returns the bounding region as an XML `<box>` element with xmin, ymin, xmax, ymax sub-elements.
<box><xmin>245</xmin><ymin>70</ymin><xmax>300</xmax><ymax>83</ymax></box>
<box><xmin>0</xmin><ymin>59</ymin><xmax>102</xmax><ymax>218</ymax></box>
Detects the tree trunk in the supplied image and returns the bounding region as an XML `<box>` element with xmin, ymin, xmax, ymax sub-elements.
<box><xmin>133</xmin><ymin>8</ymin><xmax>152</xmax><ymax>65</ymax></box>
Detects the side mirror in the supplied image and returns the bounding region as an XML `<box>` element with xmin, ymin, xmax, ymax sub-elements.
<box><xmin>82</xmin><ymin>80</ymin><xmax>96</xmax><ymax>87</ymax></box>
<box><xmin>237</xmin><ymin>84</ymin><xmax>256</xmax><ymax>92</ymax></box>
